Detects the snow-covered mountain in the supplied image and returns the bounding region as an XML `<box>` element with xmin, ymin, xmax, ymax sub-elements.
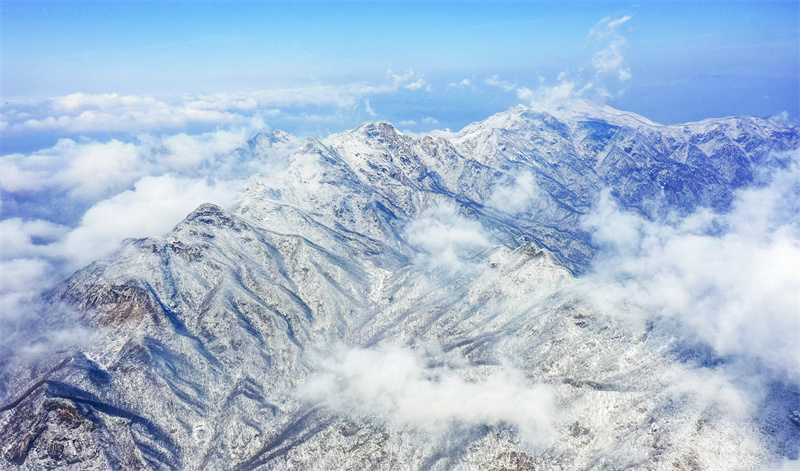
<box><xmin>2</xmin><ymin>100</ymin><xmax>798</xmax><ymax>470</ymax></box>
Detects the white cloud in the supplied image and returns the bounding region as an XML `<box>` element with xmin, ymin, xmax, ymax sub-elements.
<box><xmin>1</xmin><ymin>72</ymin><xmax>440</xmax><ymax>137</ymax></box>
<box><xmin>14</xmin><ymin>96</ymin><xmax>241</xmax><ymax>134</ymax></box>
<box><xmin>0</xmin><ymin>138</ymin><xmax>144</xmax><ymax>198</ymax></box>
<box><xmin>486</xmin><ymin>15</ymin><xmax>633</xmax><ymax>110</ymax></box>
<box><xmin>579</xmin><ymin>150</ymin><xmax>800</xmax><ymax>385</ymax></box>
<box><xmin>154</xmin><ymin>127</ymin><xmax>253</xmax><ymax>172</ymax></box>
<box><xmin>18</xmin><ymin>325</ymin><xmax>96</xmax><ymax>359</ymax></box>
<box><xmin>589</xmin><ymin>15</ymin><xmax>633</xmax><ymax>82</ymax></box>
<box><xmin>57</xmin><ymin>139</ymin><xmax>144</xmax><ymax>198</ymax></box>
<box><xmin>60</xmin><ymin>174</ymin><xmax>238</xmax><ymax>268</ymax></box>
<box><xmin>51</xmin><ymin>92</ymin><xmax>159</xmax><ymax>113</ymax></box>
<box><xmin>405</xmin><ymin>78</ymin><xmax>429</xmax><ymax>91</ymax></box>
<box><xmin>303</xmin><ymin>344</ymin><xmax>555</xmax><ymax>446</ymax></box>
<box><xmin>422</xmin><ymin>117</ymin><xmax>439</xmax><ymax>125</ymax></box>
<box><xmin>447</xmin><ymin>79</ymin><xmax>473</xmax><ymax>89</ymax></box>
<box><xmin>0</xmin><ymin>126</ymin><xmax>262</xmax><ymax>332</ymax></box>
<box><xmin>0</xmin><ymin>258</ymin><xmax>54</xmax><ymax>320</ymax></box>
<box><xmin>364</xmin><ymin>99</ymin><xmax>377</xmax><ymax>117</ymax></box>
<box><xmin>0</xmin><ymin>159</ymin><xmax>50</xmax><ymax>192</ymax></box>
<box><xmin>406</xmin><ymin>203</ymin><xmax>491</xmax><ymax>274</ymax></box>
<box><xmin>485</xmin><ymin>74</ymin><xmax>516</xmax><ymax>92</ymax></box>
<box><xmin>1</xmin><ymin>127</ymin><xmax>255</xmax><ymax>202</ymax></box>
<box><xmin>0</xmin><ymin>218</ymin><xmax>68</xmax><ymax>260</ymax></box>
<box><xmin>388</xmin><ymin>68</ymin><xmax>431</xmax><ymax>92</ymax></box>
<box><xmin>525</xmin><ymin>80</ymin><xmax>583</xmax><ymax>110</ymax></box>
<box><xmin>399</xmin><ymin>120</ymin><xmax>417</xmax><ymax>127</ymax></box>
<box><xmin>489</xmin><ymin>171</ymin><xmax>549</xmax><ymax>214</ymax></box>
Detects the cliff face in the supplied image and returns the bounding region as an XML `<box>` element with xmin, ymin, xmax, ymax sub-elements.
<box><xmin>2</xmin><ymin>101</ymin><xmax>798</xmax><ymax>470</ymax></box>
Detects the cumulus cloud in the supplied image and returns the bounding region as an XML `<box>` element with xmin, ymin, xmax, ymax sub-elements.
<box><xmin>519</xmin><ymin>78</ymin><xmax>586</xmax><ymax>111</ymax></box>
<box><xmin>60</xmin><ymin>174</ymin><xmax>238</xmax><ymax>268</ymax></box>
<box><xmin>13</xmin><ymin>93</ymin><xmax>243</xmax><ymax>134</ymax></box>
<box><xmin>0</xmin><ymin>138</ymin><xmax>146</xmax><ymax>198</ymax></box>
<box><xmin>0</xmin><ymin>218</ymin><xmax>68</xmax><ymax>260</ymax></box>
<box><xmin>579</xmin><ymin>150</ymin><xmax>800</xmax><ymax>385</ymax></box>
<box><xmin>0</xmin><ymin>124</ymin><xmax>268</xmax><ymax>342</ymax></box>
<box><xmin>2</xmin><ymin>127</ymin><xmax>255</xmax><ymax>203</ymax></box>
<box><xmin>303</xmin><ymin>344</ymin><xmax>555</xmax><ymax>446</ymax></box>
<box><xmin>57</xmin><ymin>140</ymin><xmax>144</xmax><ymax>198</ymax></box>
<box><xmin>51</xmin><ymin>92</ymin><xmax>158</xmax><ymax>113</ymax></box>
<box><xmin>0</xmin><ymin>258</ymin><xmax>56</xmax><ymax>322</ymax></box>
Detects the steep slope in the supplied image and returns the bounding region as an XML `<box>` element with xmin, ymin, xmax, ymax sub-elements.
<box><xmin>1</xmin><ymin>101</ymin><xmax>798</xmax><ymax>470</ymax></box>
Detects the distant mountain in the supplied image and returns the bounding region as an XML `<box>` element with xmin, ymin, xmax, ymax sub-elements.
<box><xmin>2</xmin><ymin>101</ymin><xmax>798</xmax><ymax>470</ymax></box>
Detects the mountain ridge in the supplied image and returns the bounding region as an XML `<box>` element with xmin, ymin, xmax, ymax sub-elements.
<box><xmin>2</xmin><ymin>100</ymin><xmax>798</xmax><ymax>470</ymax></box>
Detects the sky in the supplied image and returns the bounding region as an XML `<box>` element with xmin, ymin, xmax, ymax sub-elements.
<box><xmin>1</xmin><ymin>0</ymin><xmax>799</xmax><ymax>154</ymax></box>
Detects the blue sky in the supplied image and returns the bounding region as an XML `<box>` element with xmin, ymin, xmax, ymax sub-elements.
<box><xmin>2</xmin><ymin>1</ymin><xmax>798</xmax><ymax>150</ymax></box>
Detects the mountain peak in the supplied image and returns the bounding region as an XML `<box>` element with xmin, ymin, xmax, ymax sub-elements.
<box><xmin>518</xmin><ymin>99</ymin><xmax>660</xmax><ymax>128</ymax></box>
<box><xmin>354</xmin><ymin>120</ymin><xmax>403</xmax><ymax>140</ymax></box>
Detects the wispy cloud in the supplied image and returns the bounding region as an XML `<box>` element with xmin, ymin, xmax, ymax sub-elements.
<box><xmin>447</xmin><ymin>78</ymin><xmax>473</xmax><ymax>90</ymax></box>
<box><xmin>405</xmin><ymin>203</ymin><xmax>492</xmax><ymax>275</ymax></box>
<box><xmin>485</xmin><ymin>74</ymin><xmax>516</xmax><ymax>92</ymax></box>
<box><xmin>489</xmin><ymin>171</ymin><xmax>551</xmax><ymax>215</ymax></box>
<box><xmin>589</xmin><ymin>15</ymin><xmax>633</xmax><ymax>82</ymax></box>
<box><xmin>488</xmin><ymin>14</ymin><xmax>634</xmax><ymax>109</ymax></box>
<box><xmin>364</xmin><ymin>99</ymin><xmax>377</xmax><ymax>117</ymax></box>
<box><xmin>389</xmin><ymin>68</ymin><xmax>432</xmax><ymax>92</ymax></box>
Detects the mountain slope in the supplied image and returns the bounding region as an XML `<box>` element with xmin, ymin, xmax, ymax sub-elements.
<box><xmin>2</xmin><ymin>101</ymin><xmax>798</xmax><ymax>470</ymax></box>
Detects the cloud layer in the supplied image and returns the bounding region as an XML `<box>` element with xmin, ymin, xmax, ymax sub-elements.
<box><xmin>0</xmin><ymin>126</ymin><xmax>265</xmax><ymax>331</ymax></box>
<box><xmin>580</xmin><ymin>150</ymin><xmax>800</xmax><ymax>385</ymax></box>
<box><xmin>0</xmin><ymin>69</ymin><xmax>437</xmax><ymax>146</ymax></box>
<box><xmin>303</xmin><ymin>344</ymin><xmax>555</xmax><ymax>446</ymax></box>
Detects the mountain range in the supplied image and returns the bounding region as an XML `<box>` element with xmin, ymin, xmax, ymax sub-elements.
<box><xmin>2</xmin><ymin>100</ymin><xmax>798</xmax><ymax>470</ymax></box>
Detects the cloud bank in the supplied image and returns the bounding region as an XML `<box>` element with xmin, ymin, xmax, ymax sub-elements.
<box><xmin>1</xmin><ymin>69</ymin><xmax>437</xmax><ymax>148</ymax></box>
<box><xmin>579</xmin><ymin>150</ymin><xmax>800</xmax><ymax>385</ymax></box>
<box><xmin>0</xmin><ymin>126</ymin><xmax>268</xmax><ymax>334</ymax></box>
